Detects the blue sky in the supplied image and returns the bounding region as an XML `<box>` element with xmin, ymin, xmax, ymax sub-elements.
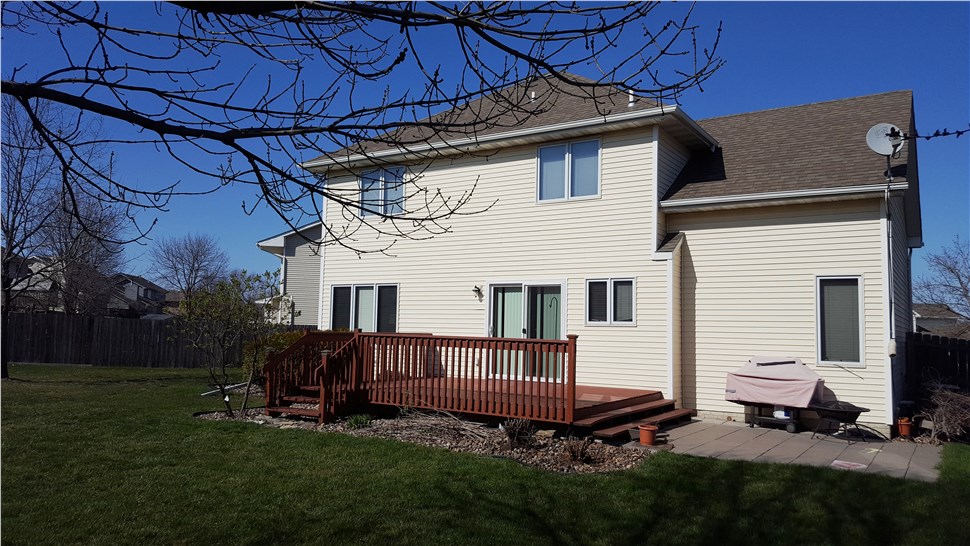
<box><xmin>3</xmin><ymin>2</ymin><xmax>968</xmax><ymax>282</ymax></box>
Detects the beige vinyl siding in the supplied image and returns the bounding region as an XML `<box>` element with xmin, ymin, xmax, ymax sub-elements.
<box><xmin>668</xmin><ymin>200</ymin><xmax>890</xmax><ymax>425</ymax></box>
<box><xmin>671</xmin><ymin>245</ymin><xmax>683</xmax><ymax>402</ymax></box>
<box><xmin>283</xmin><ymin>225</ymin><xmax>322</xmax><ymax>326</ymax></box>
<box><xmin>322</xmin><ymin>127</ymin><xmax>671</xmax><ymax>391</ymax></box>
<box><xmin>890</xmin><ymin>194</ymin><xmax>912</xmax><ymax>405</ymax></box>
<box><xmin>655</xmin><ymin>129</ymin><xmax>691</xmax><ymax>245</ymax></box>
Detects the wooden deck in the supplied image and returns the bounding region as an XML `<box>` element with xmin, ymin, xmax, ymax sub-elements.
<box><xmin>364</xmin><ymin>379</ymin><xmax>663</xmax><ymax>422</ymax></box>
<box><xmin>265</xmin><ymin>330</ymin><xmax>694</xmax><ymax>435</ymax></box>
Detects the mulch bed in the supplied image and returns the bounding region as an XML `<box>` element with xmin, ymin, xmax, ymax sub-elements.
<box><xmin>197</xmin><ymin>408</ymin><xmax>649</xmax><ymax>474</ymax></box>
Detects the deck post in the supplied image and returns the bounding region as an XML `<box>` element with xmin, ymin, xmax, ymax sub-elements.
<box><xmin>567</xmin><ymin>334</ymin><xmax>578</xmax><ymax>424</ymax></box>
<box><xmin>319</xmin><ymin>353</ymin><xmax>329</xmax><ymax>424</ymax></box>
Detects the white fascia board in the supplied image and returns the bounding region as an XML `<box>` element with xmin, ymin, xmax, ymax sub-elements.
<box><xmin>301</xmin><ymin>106</ymin><xmax>718</xmax><ymax>171</ymax></box>
<box><xmin>651</xmin><ymin>236</ymin><xmax>685</xmax><ymax>261</ymax></box>
<box><xmin>256</xmin><ymin>220</ymin><xmax>324</xmax><ymax>254</ymax></box>
<box><xmin>660</xmin><ymin>183</ymin><xmax>910</xmax><ymax>211</ymax></box>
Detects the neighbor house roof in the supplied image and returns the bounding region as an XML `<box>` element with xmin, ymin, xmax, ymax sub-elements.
<box><xmin>302</xmin><ymin>73</ymin><xmax>717</xmax><ymax>171</ymax></box>
<box><xmin>115</xmin><ymin>273</ymin><xmax>166</xmax><ymax>294</ymax></box>
<box><xmin>257</xmin><ymin>220</ymin><xmax>323</xmax><ymax>256</ymax></box>
<box><xmin>663</xmin><ymin>90</ymin><xmax>916</xmax><ymax>206</ymax></box>
<box><xmin>913</xmin><ymin>303</ymin><xmax>967</xmax><ymax>321</ymax></box>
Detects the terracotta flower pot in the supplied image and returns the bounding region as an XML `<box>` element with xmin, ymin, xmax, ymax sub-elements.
<box><xmin>897</xmin><ymin>417</ymin><xmax>912</xmax><ymax>438</ymax></box>
<box><xmin>639</xmin><ymin>424</ymin><xmax>659</xmax><ymax>446</ymax></box>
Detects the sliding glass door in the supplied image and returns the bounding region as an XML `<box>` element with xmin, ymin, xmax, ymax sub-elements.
<box><xmin>489</xmin><ymin>283</ymin><xmax>562</xmax><ymax>378</ymax></box>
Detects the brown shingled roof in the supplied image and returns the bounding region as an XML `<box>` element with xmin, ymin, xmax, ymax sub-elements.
<box><xmin>664</xmin><ymin>91</ymin><xmax>916</xmax><ymax>202</ymax></box>
<box><xmin>313</xmin><ymin>73</ymin><xmax>666</xmax><ymax>163</ymax></box>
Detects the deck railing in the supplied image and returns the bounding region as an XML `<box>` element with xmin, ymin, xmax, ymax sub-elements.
<box><xmin>349</xmin><ymin>332</ymin><xmax>578</xmax><ymax>423</ymax></box>
<box><xmin>271</xmin><ymin>331</ymin><xmax>580</xmax><ymax>424</ymax></box>
<box><xmin>264</xmin><ymin>330</ymin><xmax>355</xmax><ymax>409</ymax></box>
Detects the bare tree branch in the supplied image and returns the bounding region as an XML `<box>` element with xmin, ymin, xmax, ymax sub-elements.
<box><xmin>2</xmin><ymin>1</ymin><xmax>724</xmax><ymax>254</ymax></box>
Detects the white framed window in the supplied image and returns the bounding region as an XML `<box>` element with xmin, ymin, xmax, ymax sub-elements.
<box><xmin>330</xmin><ymin>284</ymin><xmax>398</xmax><ymax>332</ymax></box>
<box><xmin>586</xmin><ymin>278</ymin><xmax>635</xmax><ymax>325</ymax></box>
<box><xmin>537</xmin><ymin>139</ymin><xmax>600</xmax><ymax>201</ymax></box>
<box><xmin>816</xmin><ymin>276</ymin><xmax>864</xmax><ymax>367</ymax></box>
<box><xmin>359</xmin><ymin>167</ymin><xmax>404</xmax><ymax>217</ymax></box>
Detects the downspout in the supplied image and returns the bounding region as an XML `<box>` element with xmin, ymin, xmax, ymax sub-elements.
<box><xmin>883</xmin><ymin>168</ymin><xmax>897</xmax><ymax>425</ymax></box>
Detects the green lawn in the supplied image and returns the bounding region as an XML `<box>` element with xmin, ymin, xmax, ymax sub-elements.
<box><xmin>3</xmin><ymin>364</ymin><xmax>969</xmax><ymax>545</ymax></box>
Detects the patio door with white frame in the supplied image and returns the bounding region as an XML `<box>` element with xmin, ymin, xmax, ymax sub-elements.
<box><xmin>489</xmin><ymin>283</ymin><xmax>562</xmax><ymax>378</ymax></box>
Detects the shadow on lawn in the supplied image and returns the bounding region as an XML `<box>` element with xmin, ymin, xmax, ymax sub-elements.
<box><xmin>432</xmin><ymin>452</ymin><xmax>952</xmax><ymax>545</ymax></box>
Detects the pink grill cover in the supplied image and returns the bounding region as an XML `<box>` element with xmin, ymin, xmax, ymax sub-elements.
<box><xmin>725</xmin><ymin>356</ymin><xmax>824</xmax><ymax>408</ymax></box>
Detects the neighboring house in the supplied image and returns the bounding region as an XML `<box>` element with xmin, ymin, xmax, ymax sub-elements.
<box><xmin>913</xmin><ymin>303</ymin><xmax>970</xmax><ymax>339</ymax></box>
<box><xmin>1</xmin><ymin>254</ymin><xmax>58</xmax><ymax>312</ymax></box>
<box><xmin>256</xmin><ymin>222</ymin><xmax>323</xmax><ymax>326</ymax></box>
<box><xmin>258</xmin><ymin>77</ymin><xmax>922</xmax><ymax>430</ymax></box>
<box><xmin>108</xmin><ymin>274</ymin><xmax>167</xmax><ymax>317</ymax></box>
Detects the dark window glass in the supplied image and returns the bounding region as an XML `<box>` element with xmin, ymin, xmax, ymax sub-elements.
<box><xmin>587</xmin><ymin>281</ymin><xmax>608</xmax><ymax>322</ymax></box>
<box><xmin>819</xmin><ymin>278</ymin><xmax>860</xmax><ymax>362</ymax></box>
<box><xmin>331</xmin><ymin>286</ymin><xmax>352</xmax><ymax>330</ymax></box>
<box><xmin>377</xmin><ymin>285</ymin><xmax>398</xmax><ymax>333</ymax></box>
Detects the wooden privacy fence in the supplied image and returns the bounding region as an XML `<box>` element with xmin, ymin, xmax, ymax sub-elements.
<box><xmin>4</xmin><ymin>313</ymin><xmax>311</xmax><ymax>368</ymax></box>
<box><xmin>905</xmin><ymin>332</ymin><xmax>970</xmax><ymax>400</ymax></box>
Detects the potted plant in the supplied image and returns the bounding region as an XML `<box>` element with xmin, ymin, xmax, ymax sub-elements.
<box><xmin>638</xmin><ymin>423</ymin><xmax>659</xmax><ymax>446</ymax></box>
<box><xmin>897</xmin><ymin>417</ymin><xmax>913</xmax><ymax>439</ymax></box>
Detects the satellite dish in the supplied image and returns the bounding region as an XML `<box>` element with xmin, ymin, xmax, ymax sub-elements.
<box><xmin>866</xmin><ymin>123</ymin><xmax>904</xmax><ymax>156</ymax></box>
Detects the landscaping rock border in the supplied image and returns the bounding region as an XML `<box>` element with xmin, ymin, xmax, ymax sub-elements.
<box><xmin>196</xmin><ymin>409</ymin><xmax>649</xmax><ymax>473</ymax></box>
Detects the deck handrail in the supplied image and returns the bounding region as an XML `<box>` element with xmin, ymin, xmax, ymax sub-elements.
<box><xmin>268</xmin><ymin>330</ymin><xmax>579</xmax><ymax>425</ymax></box>
<box><xmin>352</xmin><ymin>332</ymin><xmax>579</xmax><ymax>423</ymax></box>
<box><xmin>316</xmin><ymin>333</ymin><xmax>362</xmax><ymax>422</ymax></box>
<box><xmin>264</xmin><ymin>330</ymin><xmax>355</xmax><ymax>409</ymax></box>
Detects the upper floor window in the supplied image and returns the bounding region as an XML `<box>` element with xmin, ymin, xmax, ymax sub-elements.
<box><xmin>537</xmin><ymin>139</ymin><xmax>600</xmax><ymax>201</ymax></box>
<box><xmin>360</xmin><ymin>167</ymin><xmax>404</xmax><ymax>217</ymax></box>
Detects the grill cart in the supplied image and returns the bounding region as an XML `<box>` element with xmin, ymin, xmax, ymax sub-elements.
<box><xmin>725</xmin><ymin>356</ymin><xmax>825</xmax><ymax>433</ymax></box>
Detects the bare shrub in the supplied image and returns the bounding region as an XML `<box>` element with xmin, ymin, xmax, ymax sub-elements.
<box><xmin>564</xmin><ymin>436</ymin><xmax>595</xmax><ymax>464</ymax></box>
<box><xmin>501</xmin><ymin>418</ymin><xmax>535</xmax><ymax>450</ymax></box>
<box><xmin>917</xmin><ymin>383</ymin><xmax>970</xmax><ymax>443</ymax></box>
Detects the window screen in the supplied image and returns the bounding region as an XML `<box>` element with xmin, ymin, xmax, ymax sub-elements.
<box><xmin>587</xmin><ymin>281</ymin><xmax>608</xmax><ymax>322</ymax></box>
<box><xmin>383</xmin><ymin>168</ymin><xmax>404</xmax><ymax>215</ymax></box>
<box><xmin>331</xmin><ymin>286</ymin><xmax>352</xmax><ymax>330</ymax></box>
<box><xmin>354</xmin><ymin>286</ymin><xmax>375</xmax><ymax>332</ymax></box>
<box><xmin>538</xmin><ymin>145</ymin><xmax>567</xmax><ymax>200</ymax></box>
<box><xmin>359</xmin><ymin>170</ymin><xmax>382</xmax><ymax>217</ymax></box>
<box><xmin>819</xmin><ymin>278</ymin><xmax>861</xmax><ymax>362</ymax></box>
<box><xmin>613</xmin><ymin>280</ymin><xmax>634</xmax><ymax>322</ymax></box>
<box><xmin>377</xmin><ymin>285</ymin><xmax>398</xmax><ymax>333</ymax></box>
<box><xmin>570</xmin><ymin>140</ymin><xmax>599</xmax><ymax>197</ymax></box>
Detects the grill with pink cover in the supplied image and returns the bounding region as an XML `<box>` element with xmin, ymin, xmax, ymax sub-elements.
<box><xmin>725</xmin><ymin>356</ymin><xmax>824</xmax><ymax>408</ymax></box>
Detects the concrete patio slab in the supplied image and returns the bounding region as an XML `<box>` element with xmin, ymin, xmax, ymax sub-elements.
<box><xmin>656</xmin><ymin>419</ymin><xmax>941</xmax><ymax>481</ymax></box>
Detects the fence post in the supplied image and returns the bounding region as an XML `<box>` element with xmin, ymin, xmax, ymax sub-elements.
<box><xmin>566</xmin><ymin>334</ymin><xmax>578</xmax><ymax>424</ymax></box>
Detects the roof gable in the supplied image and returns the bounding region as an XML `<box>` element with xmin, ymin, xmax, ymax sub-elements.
<box><xmin>664</xmin><ymin>91</ymin><xmax>916</xmax><ymax>203</ymax></box>
<box><xmin>303</xmin><ymin>73</ymin><xmax>716</xmax><ymax>170</ymax></box>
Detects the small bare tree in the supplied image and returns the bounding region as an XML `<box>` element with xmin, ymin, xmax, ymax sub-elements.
<box><xmin>150</xmin><ymin>233</ymin><xmax>230</xmax><ymax>299</ymax></box>
<box><xmin>915</xmin><ymin>237</ymin><xmax>970</xmax><ymax>338</ymax></box>
<box><xmin>42</xmin><ymin>195</ymin><xmax>127</xmax><ymax>315</ymax></box>
<box><xmin>1</xmin><ymin>96</ymin><xmax>126</xmax><ymax>377</ymax></box>
<box><xmin>178</xmin><ymin>270</ymin><xmax>284</xmax><ymax>417</ymax></box>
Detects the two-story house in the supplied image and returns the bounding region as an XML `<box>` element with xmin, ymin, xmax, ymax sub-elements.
<box><xmin>258</xmin><ymin>77</ymin><xmax>922</xmax><ymax>431</ymax></box>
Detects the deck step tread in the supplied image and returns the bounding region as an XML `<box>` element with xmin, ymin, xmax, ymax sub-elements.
<box><xmin>282</xmin><ymin>395</ymin><xmax>320</xmax><ymax>404</ymax></box>
<box><xmin>592</xmin><ymin>408</ymin><xmax>697</xmax><ymax>439</ymax></box>
<box><xmin>265</xmin><ymin>406</ymin><xmax>319</xmax><ymax>418</ymax></box>
<box><xmin>572</xmin><ymin>398</ymin><xmax>676</xmax><ymax>428</ymax></box>
<box><xmin>297</xmin><ymin>385</ymin><xmax>321</xmax><ymax>392</ymax></box>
